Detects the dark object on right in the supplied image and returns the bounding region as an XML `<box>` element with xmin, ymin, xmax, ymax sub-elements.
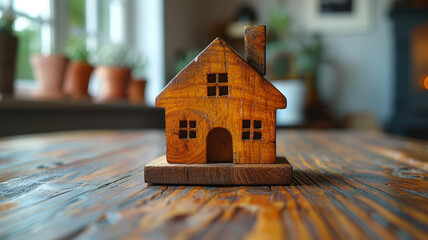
<box><xmin>388</xmin><ymin>3</ymin><xmax>428</xmax><ymax>140</ymax></box>
<box><xmin>0</xmin><ymin>33</ymin><xmax>18</xmax><ymax>95</ymax></box>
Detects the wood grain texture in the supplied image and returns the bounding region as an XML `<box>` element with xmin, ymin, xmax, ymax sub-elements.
<box><xmin>244</xmin><ymin>25</ymin><xmax>266</xmax><ymax>76</ymax></box>
<box><xmin>156</xmin><ymin>32</ymin><xmax>286</xmax><ymax>164</ymax></box>
<box><xmin>0</xmin><ymin>130</ymin><xmax>428</xmax><ymax>239</ymax></box>
<box><xmin>144</xmin><ymin>155</ymin><xmax>293</xmax><ymax>185</ymax></box>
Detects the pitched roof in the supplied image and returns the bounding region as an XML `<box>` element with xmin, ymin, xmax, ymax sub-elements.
<box><xmin>156</xmin><ymin>38</ymin><xmax>286</xmax><ymax>109</ymax></box>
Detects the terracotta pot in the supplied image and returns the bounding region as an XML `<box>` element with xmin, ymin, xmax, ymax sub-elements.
<box><xmin>128</xmin><ymin>78</ymin><xmax>147</xmax><ymax>104</ymax></box>
<box><xmin>95</xmin><ymin>66</ymin><xmax>131</xmax><ymax>102</ymax></box>
<box><xmin>63</xmin><ymin>61</ymin><xmax>94</xmax><ymax>100</ymax></box>
<box><xmin>31</xmin><ymin>54</ymin><xmax>69</xmax><ymax>99</ymax></box>
<box><xmin>0</xmin><ymin>33</ymin><xmax>18</xmax><ymax>95</ymax></box>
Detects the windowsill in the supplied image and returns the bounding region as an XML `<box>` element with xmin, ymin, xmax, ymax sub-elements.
<box><xmin>0</xmin><ymin>95</ymin><xmax>157</xmax><ymax>110</ymax></box>
<box><xmin>13</xmin><ymin>78</ymin><xmax>38</xmax><ymax>99</ymax></box>
<box><xmin>3</xmin><ymin>78</ymin><xmax>149</xmax><ymax>109</ymax></box>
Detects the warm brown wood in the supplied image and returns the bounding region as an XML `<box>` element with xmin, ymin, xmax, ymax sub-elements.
<box><xmin>1</xmin><ymin>130</ymin><xmax>428</xmax><ymax>239</ymax></box>
<box><xmin>156</xmin><ymin>25</ymin><xmax>286</xmax><ymax>164</ymax></box>
<box><xmin>144</xmin><ymin>155</ymin><xmax>292</xmax><ymax>185</ymax></box>
<box><xmin>244</xmin><ymin>25</ymin><xmax>266</xmax><ymax>76</ymax></box>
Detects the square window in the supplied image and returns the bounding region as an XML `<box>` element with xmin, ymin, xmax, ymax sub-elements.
<box><xmin>207</xmin><ymin>74</ymin><xmax>217</xmax><ymax>83</ymax></box>
<box><xmin>189</xmin><ymin>131</ymin><xmax>196</xmax><ymax>139</ymax></box>
<box><xmin>242</xmin><ymin>131</ymin><xmax>250</xmax><ymax>140</ymax></box>
<box><xmin>207</xmin><ymin>86</ymin><xmax>216</xmax><ymax>96</ymax></box>
<box><xmin>189</xmin><ymin>121</ymin><xmax>196</xmax><ymax>128</ymax></box>
<box><xmin>243</xmin><ymin>120</ymin><xmax>251</xmax><ymax>129</ymax></box>
<box><xmin>254</xmin><ymin>120</ymin><xmax>262</xmax><ymax>129</ymax></box>
<box><xmin>179</xmin><ymin>130</ymin><xmax>188</xmax><ymax>139</ymax></box>
<box><xmin>219</xmin><ymin>86</ymin><xmax>228</xmax><ymax>96</ymax></box>
<box><xmin>218</xmin><ymin>73</ymin><xmax>228</xmax><ymax>83</ymax></box>
<box><xmin>253</xmin><ymin>131</ymin><xmax>262</xmax><ymax>140</ymax></box>
<box><xmin>179</xmin><ymin>120</ymin><xmax>187</xmax><ymax>128</ymax></box>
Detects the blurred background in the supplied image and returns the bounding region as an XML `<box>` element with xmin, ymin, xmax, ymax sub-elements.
<box><xmin>0</xmin><ymin>0</ymin><xmax>427</xmax><ymax>140</ymax></box>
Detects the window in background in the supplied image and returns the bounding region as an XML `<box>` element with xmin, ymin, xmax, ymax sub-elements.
<box><xmin>98</xmin><ymin>0</ymin><xmax>110</xmax><ymax>41</ymax></box>
<box><xmin>67</xmin><ymin>0</ymin><xmax>118</xmax><ymax>52</ymax></box>
<box><xmin>74</xmin><ymin>0</ymin><xmax>126</xmax><ymax>97</ymax></box>
<box><xmin>1</xmin><ymin>0</ymin><xmax>163</xmax><ymax>105</ymax></box>
<box><xmin>0</xmin><ymin>0</ymin><xmax>51</xmax><ymax>80</ymax></box>
<box><xmin>67</xmin><ymin>0</ymin><xmax>86</xmax><ymax>49</ymax></box>
<box><xmin>0</xmin><ymin>0</ymin><xmax>125</xmax><ymax>82</ymax></box>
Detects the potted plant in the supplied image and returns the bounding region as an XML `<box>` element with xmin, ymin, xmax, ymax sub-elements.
<box><xmin>128</xmin><ymin>57</ymin><xmax>147</xmax><ymax>104</ymax></box>
<box><xmin>267</xmin><ymin>8</ymin><xmax>307</xmax><ymax>126</ymax></box>
<box><xmin>0</xmin><ymin>10</ymin><xmax>18</xmax><ymax>96</ymax></box>
<box><xmin>31</xmin><ymin>53</ymin><xmax>68</xmax><ymax>99</ymax></box>
<box><xmin>63</xmin><ymin>40</ymin><xmax>94</xmax><ymax>100</ymax></box>
<box><xmin>296</xmin><ymin>34</ymin><xmax>324</xmax><ymax>108</ymax></box>
<box><xmin>93</xmin><ymin>44</ymin><xmax>140</xmax><ymax>102</ymax></box>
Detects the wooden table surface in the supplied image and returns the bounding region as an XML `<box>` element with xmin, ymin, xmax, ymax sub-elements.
<box><xmin>0</xmin><ymin>130</ymin><xmax>427</xmax><ymax>239</ymax></box>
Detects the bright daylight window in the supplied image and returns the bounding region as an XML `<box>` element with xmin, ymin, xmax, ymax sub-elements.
<box><xmin>0</xmin><ymin>0</ymin><xmax>51</xmax><ymax>80</ymax></box>
<box><xmin>68</xmin><ymin>0</ymin><xmax>116</xmax><ymax>52</ymax></box>
<box><xmin>0</xmin><ymin>0</ymin><xmax>125</xmax><ymax>82</ymax></box>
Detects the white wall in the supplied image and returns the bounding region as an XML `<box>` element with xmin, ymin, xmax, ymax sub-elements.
<box><xmin>133</xmin><ymin>0</ymin><xmax>165</xmax><ymax>106</ymax></box>
<box><xmin>285</xmin><ymin>0</ymin><xmax>394</xmax><ymax>126</ymax></box>
<box><xmin>164</xmin><ymin>0</ymin><xmax>200</xmax><ymax>81</ymax></box>
<box><xmin>163</xmin><ymin>0</ymin><xmax>395</xmax><ymax>125</ymax></box>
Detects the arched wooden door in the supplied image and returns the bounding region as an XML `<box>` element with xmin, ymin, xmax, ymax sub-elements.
<box><xmin>206</xmin><ymin>128</ymin><xmax>233</xmax><ymax>163</ymax></box>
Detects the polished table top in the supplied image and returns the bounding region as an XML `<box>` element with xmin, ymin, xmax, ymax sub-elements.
<box><xmin>0</xmin><ymin>130</ymin><xmax>427</xmax><ymax>239</ymax></box>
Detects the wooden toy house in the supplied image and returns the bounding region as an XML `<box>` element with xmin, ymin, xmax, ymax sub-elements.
<box><xmin>156</xmin><ymin>25</ymin><xmax>287</xmax><ymax>165</ymax></box>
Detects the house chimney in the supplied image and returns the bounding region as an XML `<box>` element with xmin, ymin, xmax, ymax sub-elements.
<box><xmin>244</xmin><ymin>25</ymin><xmax>266</xmax><ymax>76</ymax></box>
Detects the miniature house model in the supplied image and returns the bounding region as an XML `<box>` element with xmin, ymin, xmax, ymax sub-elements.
<box><xmin>156</xmin><ymin>25</ymin><xmax>287</xmax><ymax>164</ymax></box>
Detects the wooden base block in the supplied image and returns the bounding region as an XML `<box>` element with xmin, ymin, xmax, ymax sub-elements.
<box><xmin>144</xmin><ymin>155</ymin><xmax>293</xmax><ymax>186</ymax></box>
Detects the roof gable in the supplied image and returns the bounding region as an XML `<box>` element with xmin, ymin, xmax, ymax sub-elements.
<box><xmin>156</xmin><ymin>38</ymin><xmax>286</xmax><ymax>109</ymax></box>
